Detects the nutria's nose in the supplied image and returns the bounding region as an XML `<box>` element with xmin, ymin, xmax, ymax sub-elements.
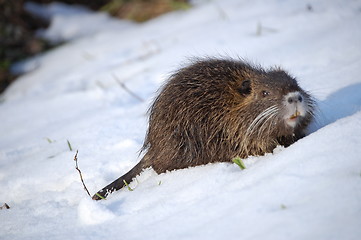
<box><xmin>287</xmin><ymin>93</ymin><xmax>303</xmax><ymax>104</ymax></box>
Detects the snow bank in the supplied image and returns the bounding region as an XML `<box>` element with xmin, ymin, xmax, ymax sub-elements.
<box><xmin>1</xmin><ymin>0</ymin><xmax>361</xmax><ymax>239</ymax></box>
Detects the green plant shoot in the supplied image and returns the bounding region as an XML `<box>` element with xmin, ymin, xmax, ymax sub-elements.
<box><xmin>232</xmin><ymin>156</ymin><xmax>246</xmax><ymax>170</ymax></box>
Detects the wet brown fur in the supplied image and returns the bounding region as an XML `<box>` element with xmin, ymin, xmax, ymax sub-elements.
<box><xmin>93</xmin><ymin>58</ymin><xmax>315</xmax><ymax>200</ymax></box>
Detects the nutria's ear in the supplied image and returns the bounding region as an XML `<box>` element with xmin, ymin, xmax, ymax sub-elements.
<box><xmin>238</xmin><ymin>80</ymin><xmax>252</xmax><ymax>96</ymax></box>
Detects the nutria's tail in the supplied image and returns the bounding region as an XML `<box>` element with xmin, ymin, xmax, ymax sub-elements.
<box><xmin>92</xmin><ymin>160</ymin><xmax>145</xmax><ymax>200</ymax></box>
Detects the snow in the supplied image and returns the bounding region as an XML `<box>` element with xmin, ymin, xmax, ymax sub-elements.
<box><xmin>24</xmin><ymin>2</ymin><xmax>134</xmax><ymax>43</ymax></box>
<box><xmin>1</xmin><ymin>0</ymin><xmax>361</xmax><ymax>239</ymax></box>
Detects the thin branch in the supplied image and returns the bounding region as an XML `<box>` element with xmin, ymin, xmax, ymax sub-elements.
<box><xmin>74</xmin><ymin>150</ymin><xmax>91</xmax><ymax>197</ymax></box>
<box><xmin>113</xmin><ymin>74</ymin><xmax>144</xmax><ymax>103</ymax></box>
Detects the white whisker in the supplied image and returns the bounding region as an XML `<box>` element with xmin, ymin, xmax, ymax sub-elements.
<box><xmin>257</xmin><ymin>111</ymin><xmax>278</xmax><ymax>139</ymax></box>
<box><xmin>246</xmin><ymin>105</ymin><xmax>278</xmax><ymax>136</ymax></box>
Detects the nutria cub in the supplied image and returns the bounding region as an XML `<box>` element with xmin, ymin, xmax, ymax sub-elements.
<box><xmin>92</xmin><ymin>58</ymin><xmax>315</xmax><ymax>200</ymax></box>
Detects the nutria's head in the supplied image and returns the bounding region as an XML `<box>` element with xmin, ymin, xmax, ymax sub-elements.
<box><xmin>236</xmin><ymin>69</ymin><xmax>315</xmax><ymax>139</ymax></box>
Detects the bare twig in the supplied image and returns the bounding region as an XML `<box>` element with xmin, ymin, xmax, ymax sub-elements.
<box><xmin>0</xmin><ymin>203</ymin><xmax>10</xmax><ymax>210</ymax></box>
<box><xmin>113</xmin><ymin>74</ymin><xmax>144</xmax><ymax>102</ymax></box>
<box><xmin>74</xmin><ymin>150</ymin><xmax>91</xmax><ymax>197</ymax></box>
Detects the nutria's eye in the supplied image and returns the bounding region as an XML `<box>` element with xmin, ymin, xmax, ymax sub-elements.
<box><xmin>262</xmin><ymin>90</ymin><xmax>270</xmax><ymax>97</ymax></box>
<box><xmin>238</xmin><ymin>80</ymin><xmax>252</xmax><ymax>96</ymax></box>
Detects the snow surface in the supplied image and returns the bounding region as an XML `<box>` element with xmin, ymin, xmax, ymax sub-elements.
<box><xmin>24</xmin><ymin>1</ymin><xmax>134</xmax><ymax>44</ymax></box>
<box><xmin>1</xmin><ymin>0</ymin><xmax>361</xmax><ymax>239</ymax></box>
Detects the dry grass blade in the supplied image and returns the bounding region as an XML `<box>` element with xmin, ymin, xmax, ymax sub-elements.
<box><xmin>113</xmin><ymin>74</ymin><xmax>144</xmax><ymax>102</ymax></box>
<box><xmin>0</xmin><ymin>203</ymin><xmax>10</xmax><ymax>210</ymax></box>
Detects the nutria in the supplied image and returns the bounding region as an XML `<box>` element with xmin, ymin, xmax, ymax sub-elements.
<box><xmin>92</xmin><ymin>58</ymin><xmax>315</xmax><ymax>200</ymax></box>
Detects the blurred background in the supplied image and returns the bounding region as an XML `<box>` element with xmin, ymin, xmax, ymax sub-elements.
<box><xmin>0</xmin><ymin>0</ymin><xmax>190</xmax><ymax>93</ymax></box>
